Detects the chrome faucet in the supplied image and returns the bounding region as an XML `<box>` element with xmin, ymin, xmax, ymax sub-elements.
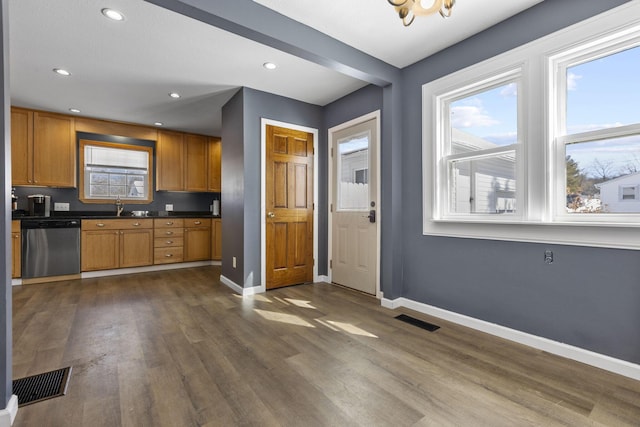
<box><xmin>115</xmin><ymin>196</ymin><xmax>124</xmax><ymax>217</ymax></box>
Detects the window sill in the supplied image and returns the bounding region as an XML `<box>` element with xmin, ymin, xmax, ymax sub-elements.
<box><xmin>424</xmin><ymin>219</ymin><xmax>640</xmax><ymax>250</ymax></box>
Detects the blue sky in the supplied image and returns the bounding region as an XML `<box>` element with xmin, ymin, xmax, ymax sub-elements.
<box><xmin>450</xmin><ymin>45</ymin><xmax>640</xmax><ymax>178</ymax></box>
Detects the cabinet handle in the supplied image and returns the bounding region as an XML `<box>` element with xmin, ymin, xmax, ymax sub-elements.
<box><xmin>165</xmin><ymin>253</ymin><xmax>173</xmax><ymax>258</ymax></box>
<box><xmin>194</xmin><ymin>221</ymin><xmax>201</xmax><ymax>225</ymax></box>
<box><xmin>166</xmin><ymin>221</ymin><xmax>173</xmax><ymax>225</ymax></box>
<box><xmin>133</xmin><ymin>222</ymin><xmax>141</xmax><ymax>226</ymax></box>
<box><xmin>13</xmin><ymin>235</ymin><xmax>18</xmax><ymax>239</ymax></box>
<box><xmin>97</xmin><ymin>223</ymin><xmax>105</xmax><ymax>227</ymax></box>
<box><xmin>166</xmin><ymin>240</ymin><xmax>173</xmax><ymax>244</ymax></box>
<box><xmin>165</xmin><ymin>231</ymin><xmax>173</xmax><ymax>235</ymax></box>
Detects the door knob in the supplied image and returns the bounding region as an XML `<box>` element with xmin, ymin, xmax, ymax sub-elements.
<box><xmin>267</xmin><ymin>212</ymin><xmax>275</xmax><ymax>218</ymax></box>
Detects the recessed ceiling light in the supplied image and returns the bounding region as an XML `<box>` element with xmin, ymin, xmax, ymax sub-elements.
<box><xmin>169</xmin><ymin>92</ymin><xmax>181</xmax><ymax>99</ymax></box>
<box><xmin>263</xmin><ymin>62</ymin><xmax>277</xmax><ymax>70</ymax></box>
<box><xmin>53</xmin><ymin>68</ymin><xmax>71</xmax><ymax>76</ymax></box>
<box><xmin>154</xmin><ymin>122</ymin><xmax>164</xmax><ymax>126</ymax></box>
<box><xmin>101</xmin><ymin>8</ymin><xmax>125</xmax><ymax>21</ymax></box>
<box><xmin>69</xmin><ymin>108</ymin><xmax>81</xmax><ymax>113</ymax></box>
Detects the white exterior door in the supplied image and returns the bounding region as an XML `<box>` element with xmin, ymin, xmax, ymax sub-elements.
<box><xmin>330</xmin><ymin>115</ymin><xmax>379</xmax><ymax>295</ymax></box>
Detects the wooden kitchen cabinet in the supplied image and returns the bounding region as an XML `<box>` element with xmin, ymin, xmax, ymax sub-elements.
<box><xmin>11</xmin><ymin>107</ymin><xmax>76</xmax><ymax>187</ymax></box>
<box><xmin>81</xmin><ymin>219</ymin><xmax>153</xmax><ymax>271</ymax></box>
<box><xmin>208</xmin><ymin>137</ymin><xmax>221</xmax><ymax>192</ymax></box>
<box><xmin>211</xmin><ymin>218</ymin><xmax>222</xmax><ymax>261</ymax></box>
<box><xmin>156</xmin><ymin>130</ymin><xmax>184</xmax><ymax>191</ymax></box>
<box><xmin>12</xmin><ymin>220</ymin><xmax>21</xmax><ymax>278</ymax></box>
<box><xmin>156</xmin><ymin>130</ymin><xmax>211</xmax><ymax>192</ymax></box>
<box><xmin>185</xmin><ymin>134</ymin><xmax>208</xmax><ymax>192</ymax></box>
<box><xmin>184</xmin><ymin>218</ymin><xmax>211</xmax><ymax>261</ymax></box>
<box><xmin>154</xmin><ymin>218</ymin><xmax>185</xmax><ymax>264</ymax></box>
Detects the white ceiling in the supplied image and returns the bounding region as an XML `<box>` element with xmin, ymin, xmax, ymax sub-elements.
<box><xmin>8</xmin><ymin>0</ymin><xmax>542</xmax><ymax>136</ymax></box>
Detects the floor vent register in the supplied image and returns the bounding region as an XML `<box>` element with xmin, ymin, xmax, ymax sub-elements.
<box><xmin>12</xmin><ymin>366</ymin><xmax>72</xmax><ymax>406</ymax></box>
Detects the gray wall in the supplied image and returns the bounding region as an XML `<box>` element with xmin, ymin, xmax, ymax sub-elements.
<box><xmin>221</xmin><ymin>87</ymin><xmax>324</xmax><ymax>287</ymax></box>
<box><xmin>1</xmin><ymin>0</ymin><xmax>11</xmax><ymax>409</ymax></box>
<box><xmin>400</xmin><ymin>0</ymin><xmax>640</xmax><ymax>364</ymax></box>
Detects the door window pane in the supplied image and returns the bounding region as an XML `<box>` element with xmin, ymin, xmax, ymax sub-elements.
<box><xmin>337</xmin><ymin>134</ymin><xmax>369</xmax><ymax>210</ymax></box>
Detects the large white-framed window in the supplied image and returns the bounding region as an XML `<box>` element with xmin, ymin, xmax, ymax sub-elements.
<box><xmin>423</xmin><ymin>2</ymin><xmax>640</xmax><ymax>249</ymax></box>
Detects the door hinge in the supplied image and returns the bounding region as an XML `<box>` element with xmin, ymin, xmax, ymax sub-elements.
<box><xmin>330</xmin><ymin>260</ymin><xmax>333</xmax><ymax>269</ymax></box>
<box><xmin>313</xmin><ymin>202</ymin><xmax>315</xmax><ymax>210</ymax></box>
<box><xmin>331</xmin><ymin>147</ymin><xmax>333</xmax><ymax>157</ymax></box>
<box><xmin>330</xmin><ymin>203</ymin><xmax>333</xmax><ymax>213</ymax></box>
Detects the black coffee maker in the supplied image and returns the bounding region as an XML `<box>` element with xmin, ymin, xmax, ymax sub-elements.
<box><xmin>28</xmin><ymin>195</ymin><xmax>51</xmax><ymax>217</ymax></box>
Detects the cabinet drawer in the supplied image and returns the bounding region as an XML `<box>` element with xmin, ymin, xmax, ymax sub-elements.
<box><xmin>82</xmin><ymin>218</ymin><xmax>153</xmax><ymax>230</ymax></box>
<box><xmin>154</xmin><ymin>236</ymin><xmax>184</xmax><ymax>248</ymax></box>
<box><xmin>12</xmin><ymin>220</ymin><xmax>20</xmax><ymax>233</ymax></box>
<box><xmin>154</xmin><ymin>227</ymin><xmax>184</xmax><ymax>237</ymax></box>
<box><xmin>153</xmin><ymin>218</ymin><xmax>185</xmax><ymax>229</ymax></box>
<box><xmin>154</xmin><ymin>247</ymin><xmax>184</xmax><ymax>264</ymax></box>
<box><xmin>184</xmin><ymin>218</ymin><xmax>211</xmax><ymax>228</ymax></box>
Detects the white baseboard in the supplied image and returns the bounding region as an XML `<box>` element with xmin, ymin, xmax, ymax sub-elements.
<box><xmin>220</xmin><ymin>275</ymin><xmax>264</xmax><ymax>296</ymax></box>
<box><xmin>317</xmin><ymin>275</ymin><xmax>330</xmax><ymax>283</ymax></box>
<box><xmin>381</xmin><ymin>297</ymin><xmax>640</xmax><ymax>381</ymax></box>
<box><xmin>11</xmin><ymin>279</ymin><xmax>21</xmax><ymax>287</ymax></box>
<box><xmin>0</xmin><ymin>395</ymin><xmax>18</xmax><ymax>427</ymax></box>
<box><xmin>81</xmin><ymin>261</ymin><xmax>215</xmax><ymax>279</ymax></box>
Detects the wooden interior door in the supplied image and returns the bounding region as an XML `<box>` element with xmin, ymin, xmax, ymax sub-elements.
<box><xmin>266</xmin><ymin>125</ymin><xmax>314</xmax><ymax>289</ymax></box>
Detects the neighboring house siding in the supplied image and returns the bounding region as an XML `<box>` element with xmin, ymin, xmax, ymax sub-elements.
<box><xmin>596</xmin><ymin>173</ymin><xmax>640</xmax><ymax>213</ymax></box>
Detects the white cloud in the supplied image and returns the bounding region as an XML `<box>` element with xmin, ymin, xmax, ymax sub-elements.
<box><xmin>567</xmin><ymin>72</ymin><xmax>582</xmax><ymax>91</ymax></box>
<box><xmin>500</xmin><ymin>83</ymin><xmax>517</xmax><ymax>98</ymax></box>
<box><xmin>451</xmin><ymin>105</ymin><xmax>499</xmax><ymax>128</ymax></box>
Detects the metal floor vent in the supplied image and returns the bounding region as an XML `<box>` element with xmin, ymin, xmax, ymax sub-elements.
<box><xmin>13</xmin><ymin>366</ymin><xmax>72</xmax><ymax>406</ymax></box>
<box><xmin>395</xmin><ymin>314</ymin><xmax>440</xmax><ymax>332</ymax></box>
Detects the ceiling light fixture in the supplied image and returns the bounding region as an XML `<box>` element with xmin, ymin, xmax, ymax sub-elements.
<box><xmin>101</xmin><ymin>8</ymin><xmax>125</xmax><ymax>21</ymax></box>
<box><xmin>388</xmin><ymin>0</ymin><xmax>454</xmax><ymax>27</ymax></box>
<box><xmin>169</xmin><ymin>92</ymin><xmax>181</xmax><ymax>99</ymax></box>
<box><xmin>53</xmin><ymin>68</ymin><xmax>71</xmax><ymax>76</ymax></box>
<box><xmin>263</xmin><ymin>62</ymin><xmax>277</xmax><ymax>70</ymax></box>
<box><xmin>154</xmin><ymin>122</ymin><xmax>164</xmax><ymax>126</ymax></box>
<box><xmin>69</xmin><ymin>108</ymin><xmax>81</xmax><ymax>113</ymax></box>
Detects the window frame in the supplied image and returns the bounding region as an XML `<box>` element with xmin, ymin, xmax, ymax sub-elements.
<box><xmin>422</xmin><ymin>3</ymin><xmax>640</xmax><ymax>250</ymax></box>
<box><xmin>79</xmin><ymin>139</ymin><xmax>154</xmax><ymax>204</ymax></box>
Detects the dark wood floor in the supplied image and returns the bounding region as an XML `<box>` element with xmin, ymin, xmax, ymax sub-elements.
<box><xmin>11</xmin><ymin>266</ymin><xmax>640</xmax><ymax>426</ymax></box>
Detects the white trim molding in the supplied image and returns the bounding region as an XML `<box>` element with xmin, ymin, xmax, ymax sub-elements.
<box><xmin>382</xmin><ymin>297</ymin><xmax>640</xmax><ymax>381</ymax></box>
<box><xmin>219</xmin><ymin>274</ymin><xmax>264</xmax><ymax>296</ymax></box>
<box><xmin>0</xmin><ymin>395</ymin><xmax>18</xmax><ymax>427</ymax></box>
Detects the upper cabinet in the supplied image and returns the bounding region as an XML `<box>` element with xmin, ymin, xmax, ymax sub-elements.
<box><xmin>208</xmin><ymin>137</ymin><xmax>221</xmax><ymax>192</ymax></box>
<box><xmin>156</xmin><ymin>130</ymin><xmax>220</xmax><ymax>192</ymax></box>
<box><xmin>156</xmin><ymin>130</ymin><xmax>185</xmax><ymax>191</ymax></box>
<box><xmin>11</xmin><ymin>108</ymin><xmax>76</xmax><ymax>187</ymax></box>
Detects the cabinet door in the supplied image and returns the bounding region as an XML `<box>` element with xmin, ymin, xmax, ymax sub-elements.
<box><xmin>208</xmin><ymin>137</ymin><xmax>221</xmax><ymax>192</ymax></box>
<box><xmin>185</xmin><ymin>134</ymin><xmax>208</xmax><ymax>192</ymax></box>
<box><xmin>184</xmin><ymin>226</ymin><xmax>211</xmax><ymax>261</ymax></box>
<box><xmin>156</xmin><ymin>130</ymin><xmax>184</xmax><ymax>191</ymax></box>
<box><xmin>11</xmin><ymin>108</ymin><xmax>33</xmax><ymax>185</ymax></box>
<box><xmin>33</xmin><ymin>112</ymin><xmax>76</xmax><ymax>187</ymax></box>
<box><xmin>120</xmin><ymin>229</ymin><xmax>153</xmax><ymax>268</ymax></box>
<box><xmin>81</xmin><ymin>230</ymin><xmax>120</xmax><ymax>271</ymax></box>
<box><xmin>212</xmin><ymin>219</ymin><xmax>222</xmax><ymax>260</ymax></box>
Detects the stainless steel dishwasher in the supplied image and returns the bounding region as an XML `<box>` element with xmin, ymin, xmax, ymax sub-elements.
<box><xmin>21</xmin><ymin>219</ymin><xmax>81</xmax><ymax>279</ymax></box>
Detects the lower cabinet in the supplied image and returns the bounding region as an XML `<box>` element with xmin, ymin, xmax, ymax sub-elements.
<box><xmin>184</xmin><ymin>218</ymin><xmax>211</xmax><ymax>261</ymax></box>
<box><xmin>12</xmin><ymin>220</ymin><xmax>21</xmax><ymax>278</ymax></box>
<box><xmin>212</xmin><ymin>219</ymin><xmax>222</xmax><ymax>261</ymax></box>
<box><xmin>81</xmin><ymin>219</ymin><xmax>153</xmax><ymax>271</ymax></box>
<box><xmin>154</xmin><ymin>218</ymin><xmax>184</xmax><ymax>264</ymax></box>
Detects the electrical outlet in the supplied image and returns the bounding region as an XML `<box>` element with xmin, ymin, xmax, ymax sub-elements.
<box><xmin>54</xmin><ymin>202</ymin><xmax>70</xmax><ymax>211</ymax></box>
<box><xmin>165</xmin><ymin>204</ymin><xmax>174</xmax><ymax>212</ymax></box>
<box><xmin>544</xmin><ymin>250</ymin><xmax>553</xmax><ymax>264</ymax></box>
<box><xmin>232</xmin><ymin>256</ymin><xmax>237</xmax><ymax>268</ymax></box>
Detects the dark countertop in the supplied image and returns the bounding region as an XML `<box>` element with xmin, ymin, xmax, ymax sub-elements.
<box><xmin>12</xmin><ymin>210</ymin><xmax>221</xmax><ymax>220</ymax></box>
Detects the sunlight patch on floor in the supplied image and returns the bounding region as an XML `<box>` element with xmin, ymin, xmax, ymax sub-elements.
<box><xmin>326</xmin><ymin>320</ymin><xmax>378</xmax><ymax>338</ymax></box>
<box><xmin>284</xmin><ymin>298</ymin><xmax>316</xmax><ymax>309</ymax></box>
<box><xmin>254</xmin><ymin>309</ymin><xmax>315</xmax><ymax>328</ymax></box>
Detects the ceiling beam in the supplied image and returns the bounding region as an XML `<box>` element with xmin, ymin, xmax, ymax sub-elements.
<box><xmin>144</xmin><ymin>0</ymin><xmax>400</xmax><ymax>87</ymax></box>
